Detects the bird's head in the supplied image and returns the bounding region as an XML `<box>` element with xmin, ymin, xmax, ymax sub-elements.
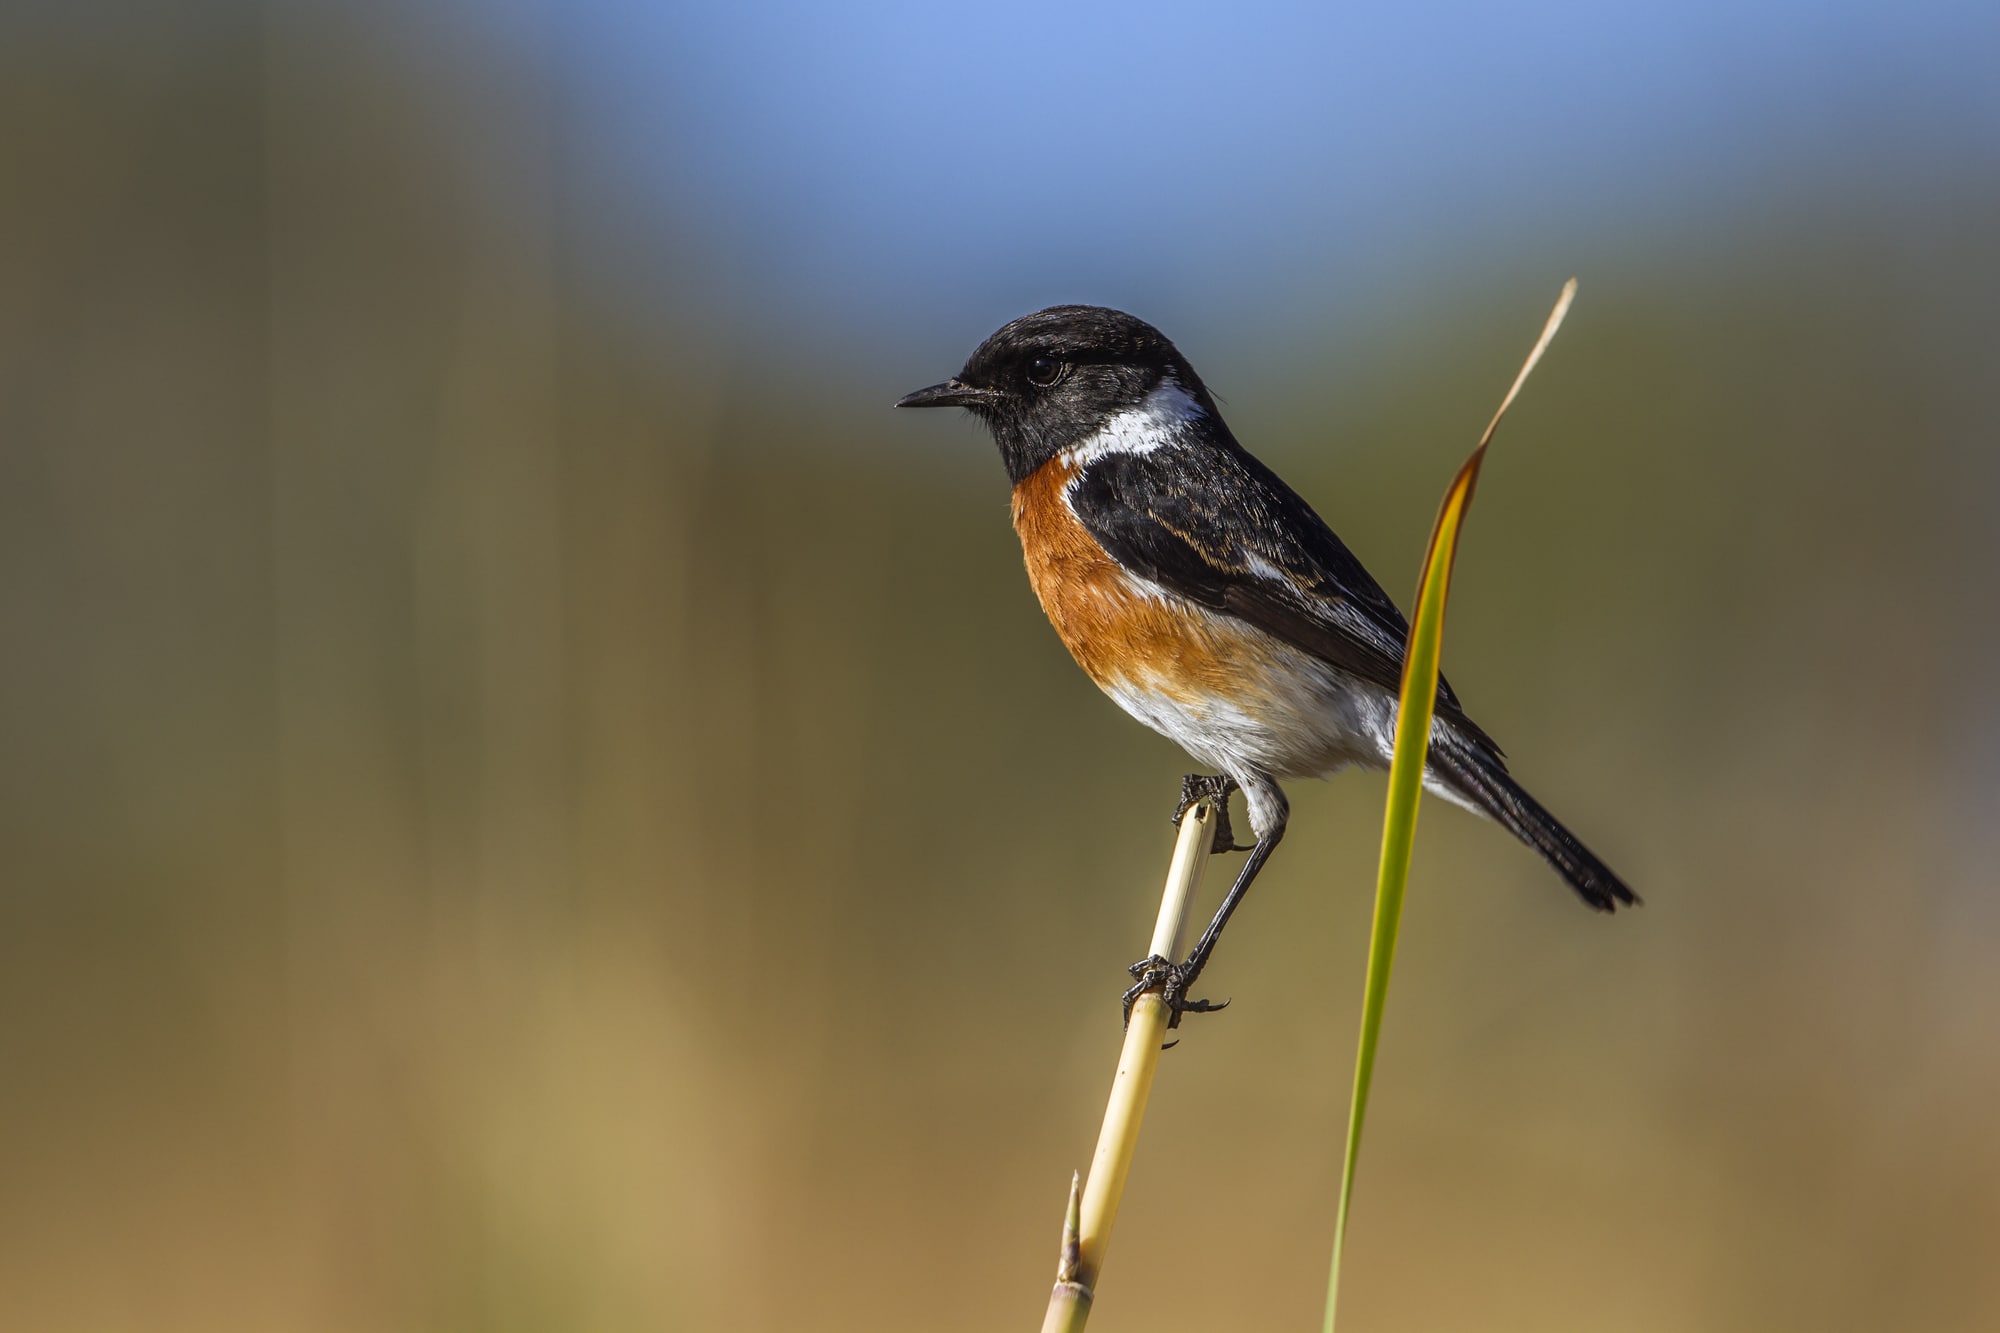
<box><xmin>897</xmin><ymin>305</ymin><xmax>1218</xmax><ymax>484</ymax></box>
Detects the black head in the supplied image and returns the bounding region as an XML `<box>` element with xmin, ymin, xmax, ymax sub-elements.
<box><xmin>896</xmin><ymin>305</ymin><xmax>1221</xmax><ymax>484</ymax></box>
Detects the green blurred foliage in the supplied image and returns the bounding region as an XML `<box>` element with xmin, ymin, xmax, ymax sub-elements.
<box><xmin>4</xmin><ymin>13</ymin><xmax>1999</xmax><ymax>1333</ymax></box>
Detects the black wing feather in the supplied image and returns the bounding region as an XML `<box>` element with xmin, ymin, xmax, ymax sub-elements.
<box><xmin>1068</xmin><ymin>444</ymin><xmax>1503</xmax><ymax>758</ymax></box>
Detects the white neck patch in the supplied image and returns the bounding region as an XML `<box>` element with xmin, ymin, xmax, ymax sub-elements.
<box><xmin>1061</xmin><ymin>378</ymin><xmax>1206</xmax><ymax>468</ymax></box>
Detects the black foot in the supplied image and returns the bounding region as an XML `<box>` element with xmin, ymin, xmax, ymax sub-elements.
<box><xmin>1122</xmin><ymin>954</ymin><xmax>1231</xmax><ymax>1031</ymax></box>
<box><xmin>1173</xmin><ymin>774</ymin><xmax>1253</xmax><ymax>854</ymax></box>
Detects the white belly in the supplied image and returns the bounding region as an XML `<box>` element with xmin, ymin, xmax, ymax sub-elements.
<box><xmin>1099</xmin><ymin>623</ymin><xmax>1490</xmax><ymax>832</ymax></box>
<box><xmin>1100</xmin><ymin>633</ymin><xmax>1398</xmax><ymax>782</ymax></box>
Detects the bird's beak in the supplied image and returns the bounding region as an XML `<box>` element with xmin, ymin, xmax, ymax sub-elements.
<box><xmin>895</xmin><ymin>379</ymin><xmax>1000</xmax><ymax>409</ymax></box>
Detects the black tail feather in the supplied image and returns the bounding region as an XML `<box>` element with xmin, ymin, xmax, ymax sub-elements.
<box><xmin>1429</xmin><ymin>741</ymin><xmax>1640</xmax><ymax>912</ymax></box>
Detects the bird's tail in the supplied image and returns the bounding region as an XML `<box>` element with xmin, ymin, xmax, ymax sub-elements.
<box><xmin>1428</xmin><ymin>739</ymin><xmax>1639</xmax><ymax>912</ymax></box>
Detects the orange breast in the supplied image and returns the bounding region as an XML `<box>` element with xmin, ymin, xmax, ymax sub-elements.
<box><xmin>1010</xmin><ymin>457</ymin><xmax>1277</xmax><ymax>705</ymax></box>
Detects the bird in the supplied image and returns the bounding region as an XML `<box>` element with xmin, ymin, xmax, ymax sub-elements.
<box><xmin>896</xmin><ymin>305</ymin><xmax>1636</xmax><ymax>1024</ymax></box>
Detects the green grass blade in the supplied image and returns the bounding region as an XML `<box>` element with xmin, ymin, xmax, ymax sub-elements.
<box><xmin>1322</xmin><ymin>279</ymin><xmax>1577</xmax><ymax>1333</ymax></box>
<box><xmin>1320</xmin><ymin>448</ymin><xmax>1479</xmax><ymax>1333</ymax></box>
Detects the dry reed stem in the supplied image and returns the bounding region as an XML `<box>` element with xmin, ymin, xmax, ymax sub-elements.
<box><xmin>1039</xmin><ymin>799</ymin><xmax>1218</xmax><ymax>1333</ymax></box>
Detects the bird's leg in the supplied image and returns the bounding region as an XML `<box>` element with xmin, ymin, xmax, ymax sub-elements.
<box><xmin>1122</xmin><ymin>774</ymin><xmax>1241</xmax><ymax>1025</ymax></box>
<box><xmin>1157</xmin><ymin>823</ymin><xmax>1285</xmax><ymax>1026</ymax></box>
<box><xmin>1126</xmin><ymin>780</ymin><xmax>1286</xmax><ymax>1029</ymax></box>
<box><xmin>1172</xmin><ymin>772</ymin><xmax>1252</xmax><ymax>854</ymax></box>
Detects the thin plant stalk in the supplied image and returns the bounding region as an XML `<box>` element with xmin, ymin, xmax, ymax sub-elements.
<box><xmin>1323</xmin><ymin>279</ymin><xmax>1579</xmax><ymax>1333</ymax></box>
<box><xmin>1039</xmin><ymin>799</ymin><xmax>1219</xmax><ymax>1333</ymax></box>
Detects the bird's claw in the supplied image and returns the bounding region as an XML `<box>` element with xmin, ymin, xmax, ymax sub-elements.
<box><xmin>1174</xmin><ymin>774</ymin><xmax>1253</xmax><ymax>854</ymax></box>
<box><xmin>1123</xmin><ymin>953</ymin><xmax>1230</xmax><ymax>1031</ymax></box>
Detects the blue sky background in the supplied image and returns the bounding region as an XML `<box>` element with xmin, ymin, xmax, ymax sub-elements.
<box><xmin>509</xmin><ymin>0</ymin><xmax>2000</xmax><ymax>345</ymax></box>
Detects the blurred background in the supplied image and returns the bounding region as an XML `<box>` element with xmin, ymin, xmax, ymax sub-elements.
<box><xmin>4</xmin><ymin>2</ymin><xmax>1999</xmax><ymax>1329</ymax></box>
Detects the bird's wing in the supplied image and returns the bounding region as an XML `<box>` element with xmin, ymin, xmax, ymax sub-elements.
<box><xmin>1066</xmin><ymin>445</ymin><xmax>1503</xmax><ymax>757</ymax></box>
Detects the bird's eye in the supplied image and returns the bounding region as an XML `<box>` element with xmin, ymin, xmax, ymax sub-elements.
<box><xmin>1026</xmin><ymin>356</ymin><xmax>1067</xmax><ymax>388</ymax></box>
